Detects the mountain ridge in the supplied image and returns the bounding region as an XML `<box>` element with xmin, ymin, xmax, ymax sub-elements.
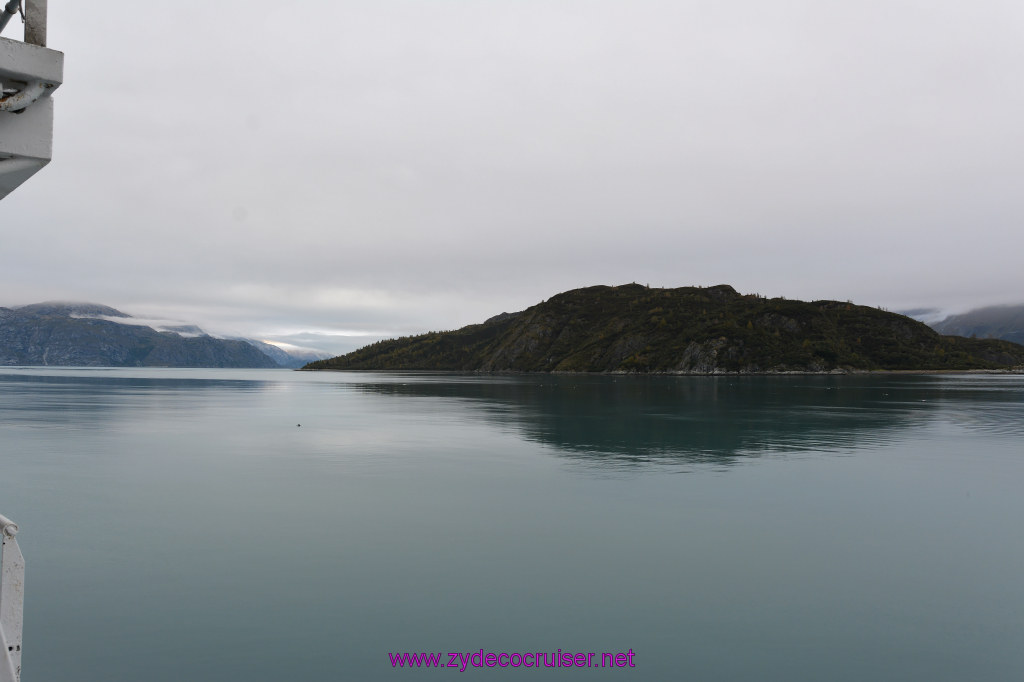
<box><xmin>304</xmin><ymin>284</ymin><xmax>1024</xmax><ymax>373</ymax></box>
<box><xmin>0</xmin><ymin>302</ymin><xmax>322</xmax><ymax>368</ymax></box>
<box><xmin>928</xmin><ymin>305</ymin><xmax>1024</xmax><ymax>345</ymax></box>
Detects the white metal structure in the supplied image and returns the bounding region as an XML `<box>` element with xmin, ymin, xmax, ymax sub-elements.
<box><xmin>1</xmin><ymin>0</ymin><xmax>62</xmax><ymax>199</ymax></box>
<box><xmin>1</xmin><ymin>5</ymin><xmax>59</xmax><ymax>675</ymax></box>
<box><xmin>0</xmin><ymin>515</ymin><xmax>23</xmax><ymax>682</ymax></box>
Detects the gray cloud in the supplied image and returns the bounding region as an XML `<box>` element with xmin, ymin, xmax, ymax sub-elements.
<box><xmin>3</xmin><ymin>0</ymin><xmax>1022</xmax><ymax>345</ymax></box>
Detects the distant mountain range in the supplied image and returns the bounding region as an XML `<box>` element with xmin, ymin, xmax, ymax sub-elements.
<box><xmin>0</xmin><ymin>302</ymin><xmax>327</xmax><ymax>368</ymax></box>
<box><xmin>305</xmin><ymin>284</ymin><xmax>1024</xmax><ymax>373</ymax></box>
<box><xmin>926</xmin><ymin>305</ymin><xmax>1024</xmax><ymax>345</ymax></box>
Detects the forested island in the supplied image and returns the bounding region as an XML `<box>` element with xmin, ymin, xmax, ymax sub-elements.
<box><xmin>303</xmin><ymin>284</ymin><xmax>1024</xmax><ymax>373</ymax></box>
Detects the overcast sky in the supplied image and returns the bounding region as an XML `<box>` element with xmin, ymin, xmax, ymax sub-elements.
<box><xmin>3</xmin><ymin>1</ymin><xmax>1023</xmax><ymax>353</ymax></box>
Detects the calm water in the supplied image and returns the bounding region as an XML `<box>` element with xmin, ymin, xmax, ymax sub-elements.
<box><xmin>1</xmin><ymin>368</ymin><xmax>1023</xmax><ymax>681</ymax></box>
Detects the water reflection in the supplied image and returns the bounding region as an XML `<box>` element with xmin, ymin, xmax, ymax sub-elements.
<box><xmin>3</xmin><ymin>368</ymin><xmax>1022</xmax><ymax>468</ymax></box>
<box><xmin>348</xmin><ymin>374</ymin><xmax>1024</xmax><ymax>467</ymax></box>
<box><xmin>0</xmin><ymin>370</ymin><xmax>269</xmax><ymax>429</ymax></box>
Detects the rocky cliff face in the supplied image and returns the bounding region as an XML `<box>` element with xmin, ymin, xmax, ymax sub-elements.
<box><xmin>0</xmin><ymin>302</ymin><xmax>280</xmax><ymax>368</ymax></box>
<box><xmin>305</xmin><ymin>284</ymin><xmax>1024</xmax><ymax>373</ymax></box>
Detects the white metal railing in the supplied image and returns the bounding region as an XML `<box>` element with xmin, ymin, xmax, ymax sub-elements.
<box><xmin>0</xmin><ymin>2</ymin><xmax>19</xmax><ymax>38</ymax></box>
<box><xmin>0</xmin><ymin>514</ymin><xmax>23</xmax><ymax>682</ymax></box>
<box><xmin>0</xmin><ymin>0</ymin><xmax>55</xmax><ymax>116</ymax></box>
<box><xmin>0</xmin><ymin>0</ymin><xmax>59</xmax><ymax>200</ymax></box>
<box><xmin>0</xmin><ymin>1</ymin><xmax>46</xmax><ymax>47</ymax></box>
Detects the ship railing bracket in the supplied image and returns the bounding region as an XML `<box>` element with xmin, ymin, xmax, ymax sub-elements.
<box><xmin>0</xmin><ymin>514</ymin><xmax>23</xmax><ymax>682</ymax></box>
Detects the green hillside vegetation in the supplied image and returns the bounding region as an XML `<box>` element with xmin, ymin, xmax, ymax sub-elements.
<box><xmin>303</xmin><ymin>284</ymin><xmax>1024</xmax><ymax>373</ymax></box>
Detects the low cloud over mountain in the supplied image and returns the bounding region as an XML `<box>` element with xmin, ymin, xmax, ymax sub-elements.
<box><xmin>0</xmin><ymin>302</ymin><xmax>328</xmax><ymax>368</ymax></box>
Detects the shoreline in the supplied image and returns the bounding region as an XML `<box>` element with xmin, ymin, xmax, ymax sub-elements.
<box><xmin>300</xmin><ymin>367</ymin><xmax>1024</xmax><ymax>376</ymax></box>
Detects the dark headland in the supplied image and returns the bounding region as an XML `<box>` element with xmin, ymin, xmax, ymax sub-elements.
<box><xmin>303</xmin><ymin>284</ymin><xmax>1024</xmax><ymax>373</ymax></box>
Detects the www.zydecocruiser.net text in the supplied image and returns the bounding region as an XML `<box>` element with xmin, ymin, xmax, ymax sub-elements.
<box><xmin>389</xmin><ymin>649</ymin><xmax>637</xmax><ymax>671</ymax></box>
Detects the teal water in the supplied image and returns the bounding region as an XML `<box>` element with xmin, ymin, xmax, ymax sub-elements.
<box><xmin>1</xmin><ymin>368</ymin><xmax>1023</xmax><ymax>680</ymax></box>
